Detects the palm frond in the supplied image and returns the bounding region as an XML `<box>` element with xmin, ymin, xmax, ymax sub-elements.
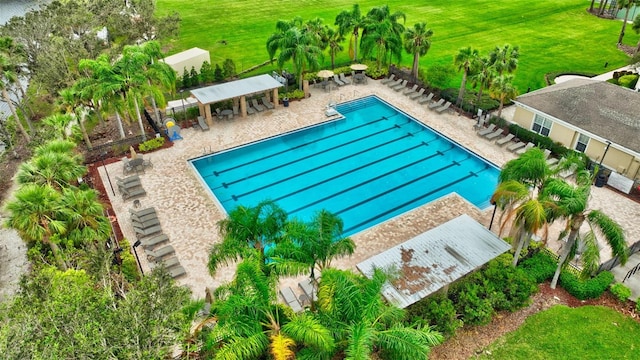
<box><xmin>282</xmin><ymin>314</ymin><xmax>335</xmax><ymax>352</ymax></box>
<box><xmin>344</xmin><ymin>322</ymin><xmax>374</xmax><ymax>360</ymax></box>
<box><xmin>214</xmin><ymin>333</ymin><xmax>269</xmax><ymax>360</ymax></box>
<box><xmin>376</xmin><ymin>324</ymin><xmax>442</xmax><ymax>360</ymax></box>
<box><xmin>270</xmin><ymin>333</ymin><xmax>296</xmax><ymax>360</ymax></box>
<box><xmin>587</xmin><ymin>210</ymin><xmax>628</xmax><ymax>264</ymax></box>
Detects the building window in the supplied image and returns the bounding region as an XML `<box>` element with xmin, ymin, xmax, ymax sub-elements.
<box><xmin>532</xmin><ymin>114</ymin><xmax>552</xmax><ymax>136</ymax></box>
<box><xmin>575</xmin><ymin>133</ymin><xmax>589</xmax><ymax>153</ymax></box>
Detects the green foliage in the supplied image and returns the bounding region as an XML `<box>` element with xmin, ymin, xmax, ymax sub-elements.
<box><xmin>559</xmin><ymin>270</ymin><xmax>614</xmax><ymax>300</ymax></box>
<box><xmin>363</xmin><ymin>60</ymin><xmax>388</xmax><ymax>78</ymax></box>
<box><xmin>507</xmin><ymin>123</ymin><xmax>577</xmax><ymax>158</ymax></box>
<box><xmin>618</xmin><ymin>74</ymin><xmax>639</xmax><ymax>89</ymax></box>
<box><xmin>222</xmin><ymin>58</ymin><xmax>236</xmax><ymax>79</ymax></box>
<box><xmin>214</xmin><ymin>64</ymin><xmax>224</xmax><ymax>82</ymax></box>
<box><xmin>609</xmin><ymin>283</ymin><xmax>632</xmax><ymax>302</ymax></box>
<box><xmin>200</xmin><ymin>61</ymin><xmax>214</xmax><ymax>83</ymax></box>
<box><xmin>189</xmin><ymin>65</ymin><xmax>200</xmax><ymax>86</ymax></box>
<box><xmin>426</xmin><ymin>64</ymin><xmax>455</xmax><ymax>89</ymax></box>
<box><xmin>406</xmin><ymin>294</ymin><xmax>462</xmax><ymax>337</ymax></box>
<box><xmin>607</xmin><ymin>77</ymin><xmax>619</xmax><ymax>84</ymax></box>
<box><xmin>118</xmin><ymin>238</ymin><xmax>140</xmax><ymax>282</ymax></box>
<box><xmin>455</xmin><ymin>283</ymin><xmax>494</xmax><ymax>325</ymax></box>
<box><xmin>279</xmin><ymin>89</ymin><xmax>305</xmax><ymax>100</ymax></box>
<box><xmin>482</xmin><ymin>254</ymin><xmax>537</xmax><ymax>311</ymax></box>
<box><xmin>439</xmin><ymin>88</ymin><xmax>499</xmax><ymax>112</ymax></box>
<box><xmin>138</xmin><ymin>136</ymin><xmax>165</xmax><ymax>152</ymax></box>
<box><xmin>518</xmin><ymin>251</ymin><xmax>557</xmax><ymax>283</ymax></box>
<box><xmin>181</xmin><ymin>67</ymin><xmax>191</xmax><ymax>88</ymax></box>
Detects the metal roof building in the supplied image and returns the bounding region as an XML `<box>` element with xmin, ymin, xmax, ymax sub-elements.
<box><xmin>356</xmin><ymin>214</ymin><xmax>510</xmax><ymax>309</ymax></box>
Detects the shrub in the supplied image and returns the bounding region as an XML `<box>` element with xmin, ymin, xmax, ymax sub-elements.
<box><xmin>559</xmin><ymin>270</ymin><xmax>614</xmax><ymax>300</ymax></box>
<box><xmin>456</xmin><ymin>283</ymin><xmax>494</xmax><ymax>325</ymax></box>
<box><xmin>138</xmin><ymin>137</ymin><xmax>165</xmax><ymax>152</ymax></box>
<box><xmin>363</xmin><ymin>61</ymin><xmax>388</xmax><ymax>79</ymax></box>
<box><xmin>118</xmin><ymin>239</ymin><xmax>140</xmax><ymax>282</ymax></box>
<box><xmin>618</xmin><ymin>74</ymin><xmax>639</xmax><ymax>89</ymax></box>
<box><xmin>519</xmin><ymin>251</ymin><xmax>557</xmax><ymax>283</ymax></box>
<box><xmin>425</xmin><ymin>64</ymin><xmax>455</xmax><ymax>89</ymax></box>
<box><xmin>406</xmin><ymin>294</ymin><xmax>462</xmax><ymax>337</ymax></box>
<box><xmin>609</xmin><ymin>283</ymin><xmax>631</xmax><ymax>302</ymax></box>
<box><xmin>279</xmin><ymin>89</ymin><xmax>305</xmax><ymax>100</ymax></box>
<box><xmin>483</xmin><ymin>254</ymin><xmax>538</xmax><ymax>311</ymax></box>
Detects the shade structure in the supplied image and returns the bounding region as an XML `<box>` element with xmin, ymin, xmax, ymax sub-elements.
<box><xmin>317</xmin><ymin>69</ymin><xmax>335</xmax><ymax>78</ymax></box>
<box><xmin>350</xmin><ymin>64</ymin><xmax>368</xmax><ymax>71</ymax></box>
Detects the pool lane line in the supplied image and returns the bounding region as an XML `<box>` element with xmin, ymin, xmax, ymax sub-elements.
<box><xmin>216</xmin><ymin>123</ymin><xmax>415</xmax><ymax>190</ymax></box>
<box><xmin>207</xmin><ymin>115</ymin><xmax>407</xmax><ymax>178</ymax></box>
<box><xmin>342</xmin><ymin>164</ymin><xmax>494</xmax><ymax>234</ymax></box>
<box><xmin>230</xmin><ymin>134</ymin><xmax>443</xmax><ymax>201</ymax></box>
<box><xmin>284</xmin><ymin>144</ymin><xmax>460</xmax><ymax>214</ymax></box>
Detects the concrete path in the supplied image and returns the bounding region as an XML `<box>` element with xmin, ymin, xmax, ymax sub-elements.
<box><xmin>610</xmin><ymin>252</ymin><xmax>640</xmax><ymax>301</ymax></box>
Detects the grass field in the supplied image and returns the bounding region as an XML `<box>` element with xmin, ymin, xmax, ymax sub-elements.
<box><xmin>478</xmin><ymin>305</ymin><xmax>640</xmax><ymax>359</ymax></box>
<box><xmin>156</xmin><ymin>0</ymin><xmax>639</xmax><ymax>91</ymax></box>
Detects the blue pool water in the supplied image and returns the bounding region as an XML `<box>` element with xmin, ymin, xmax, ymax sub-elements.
<box><xmin>190</xmin><ymin>96</ymin><xmax>499</xmax><ymax>236</ymax></box>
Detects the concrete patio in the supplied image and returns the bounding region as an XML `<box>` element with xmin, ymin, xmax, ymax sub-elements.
<box><xmin>97</xmin><ymin>77</ymin><xmax>640</xmax><ymax>299</ymax></box>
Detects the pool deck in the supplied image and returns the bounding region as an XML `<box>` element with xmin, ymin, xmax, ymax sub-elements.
<box><xmin>98</xmin><ymin>79</ymin><xmax>640</xmax><ymax>298</ymax></box>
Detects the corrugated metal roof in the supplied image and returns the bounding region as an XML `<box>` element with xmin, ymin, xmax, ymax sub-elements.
<box><xmin>356</xmin><ymin>214</ymin><xmax>510</xmax><ymax>308</ymax></box>
<box><xmin>162</xmin><ymin>47</ymin><xmax>209</xmax><ymax>65</ymax></box>
<box><xmin>190</xmin><ymin>74</ymin><xmax>283</xmax><ymax>105</ymax></box>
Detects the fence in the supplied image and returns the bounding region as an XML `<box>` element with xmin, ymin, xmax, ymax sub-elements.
<box><xmin>84</xmin><ymin>133</ymin><xmax>158</xmax><ymax>164</ymax></box>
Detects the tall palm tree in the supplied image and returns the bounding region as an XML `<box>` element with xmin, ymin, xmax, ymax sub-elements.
<box><xmin>403</xmin><ymin>22</ymin><xmax>433</xmax><ymax>80</ymax></box>
<box><xmin>326</xmin><ymin>27</ymin><xmax>345</xmax><ymax>69</ymax></box>
<box><xmin>335</xmin><ymin>4</ymin><xmax>363</xmax><ymax>61</ymax></box>
<box><xmin>5</xmin><ymin>184</ymin><xmax>68</xmax><ymax>269</ymax></box>
<box><xmin>361</xmin><ymin>5</ymin><xmax>406</xmax><ymax>69</ymax></box>
<box><xmin>208</xmin><ymin>200</ymin><xmax>288</xmax><ymax>276</ymax></box>
<box><xmin>454</xmin><ymin>46</ymin><xmax>479</xmax><ymax>107</ymax></box>
<box><xmin>204</xmin><ymin>256</ymin><xmax>335</xmax><ymax>360</ymax></box>
<box><xmin>489</xmin><ymin>74</ymin><xmax>518</xmax><ymax>118</ymax></box>
<box><xmin>276</xmin><ymin>27</ymin><xmax>323</xmax><ymax>90</ymax></box>
<box><xmin>618</xmin><ymin>0</ymin><xmax>638</xmax><ymax>44</ymax></box>
<box><xmin>469</xmin><ymin>56</ymin><xmax>495</xmax><ymax>107</ymax></box>
<box><xmin>139</xmin><ymin>41</ymin><xmax>176</xmax><ymax>124</ymax></box>
<box><xmin>316</xmin><ymin>268</ymin><xmax>443</xmax><ymax>359</ymax></box>
<box><xmin>58</xmin><ymin>87</ymin><xmax>93</xmax><ymax>149</ymax></box>
<box><xmin>266</xmin><ymin>17</ymin><xmax>304</xmax><ymax>63</ymax></box>
<box><xmin>0</xmin><ymin>37</ymin><xmax>30</xmax><ymax>142</ymax></box>
<box><xmin>544</xmin><ymin>176</ymin><xmax>629</xmax><ymax>289</ymax></box>
<box><xmin>489</xmin><ymin>44</ymin><xmax>519</xmax><ymax>76</ymax></box>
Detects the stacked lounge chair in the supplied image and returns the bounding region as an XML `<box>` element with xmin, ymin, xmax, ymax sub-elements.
<box><xmin>403</xmin><ymin>84</ymin><xmax>418</xmax><ymax>95</ymax></box>
<box><xmin>428</xmin><ymin>98</ymin><xmax>445</xmax><ymax>109</ymax></box>
<box><xmin>380</xmin><ymin>74</ymin><xmax>396</xmax><ymax>85</ymax></box>
<box><xmin>417</xmin><ymin>92</ymin><xmax>434</xmax><ymax>104</ymax></box>
<box><xmin>392</xmin><ymin>80</ymin><xmax>408</xmax><ymax>91</ymax></box>
<box><xmin>408</xmin><ymin>88</ymin><xmax>425</xmax><ymax>100</ymax></box>
<box><xmin>436</xmin><ymin>101</ymin><xmax>452</xmax><ymax>113</ymax></box>
<box><xmin>117</xmin><ymin>175</ymin><xmax>146</xmax><ymax>201</ymax></box>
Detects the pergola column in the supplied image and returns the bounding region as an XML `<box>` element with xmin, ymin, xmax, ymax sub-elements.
<box><xmin>272</xmin><ymin>88</ymin><xmax>279</xmax><ymax>108</ymax></box>
<box><xmin>204</xmin><ymin>104</ymin><xmax>213</xmax><ymax>126</ymax></box>
<box><xmin>240</xmin><ymin>96</ymin><xmax>247</xmax><ymax>117</ymax></box>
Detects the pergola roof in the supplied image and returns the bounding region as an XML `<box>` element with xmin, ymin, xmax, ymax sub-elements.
<box><xmin>190</xmin><ymin>74</ymin><xmax>283</xmax><ymax>105</ymax></box>
<box><xmin>356</xmin><ymin>214</ymin><xmax>510</xmax><ymax>309</ymax></box>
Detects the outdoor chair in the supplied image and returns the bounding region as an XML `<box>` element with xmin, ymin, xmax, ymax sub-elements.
<box><xmin>436</xmin><ymin>101</ymin><xmax>452</xmax><ymax>113</ymax></box>
<box><xmin>380</xmin><ymin>74</ymin><xmax>396</xmax><ymax>85</ymax></box>
<box><xmin>233</xmin><ymin>105</ymin><xmax>239</xmax><ymax>115</ymax></box>
<box><xmin>122</xmin><ymin>157</ymin><xmax>134</xmax><ymax>175</ymax></box>
<box><xmin>339</xmin><ymin>73</ymin><xmax>350</xmax><ymax>85</ymax></box>
<box><xmin>135</xmin><ymin>224</ymin><xmax>163</xmax><ymax>238</ymax></box>
<box><xmin>428</xmin><ymin>98</ymin><xmax>445</xmax><ymax>109</ymax></box>
<box><xmin>392</xmin><ymin>80</ymin><xmax>408</xmax><ymax>91</ymax></box>
<box><xmin>261</xmin><ymin>96</ymin><xmax>274</xmax><ymax>109</ymax></box>
<box><xmin>121</xmin><ymin>186</ymin><xmax>146</xmax><ymax>201</ymax></box>
<box><xmin>496</xmin><ymin>133</ymin><xmax>515</xmax><ymax>146</ymax></box>
<box><xmin>417</xmin><ymin>92</ymin><xmax>434</xmax><ymax>104</ymax></box>
<box><xmin>215</xmin><ymin>108</ymin><xmax>224</xmax><ymax>119</ymax></box>
<box><xmin>252</xmin><ymin>98</ymin><xmax>265</xmax><ymax>112</ymax></box>
<box><xmin>129</xmin><ymin>207</ymin><xmax>156</xmax><ymax>218</ymax></box>
<box><xmin>140</xmin><ymin>234</ymin><xmax>169</xmax><ymax>249</ymax></box>
<box><xmin>484</xmin><ymin>128</ymin><xmax>504</xmax><ymax>140</ymax></box>
<box><xmin>149</xmin><ymin>255</ymin><xmax>180</xmax><ymax>270</ymax></box>
<box><xmin>333</xmin><ymin>74</ymin><xmax>345</xmax><ymax>86</ymax></box>
<box><xmin>279</xmin><ymin>287</ymin><xmax>303</xmax><ymax>312</ymax></box>
<box><xmin>408</xmin><ymin>88</ymin><xmax>425</xmax><ymax>100</ymax></box>
<box><xmin>197</xmin><ymin>116</ymin><xmax>209</xmax><ymax>131</ymax></box>
<box><xmin>403</xmin><ymin>84</ymin><xmax>418</xmax><ymax>95</ymax></box>
<box><xmin>132</xmin><ymin>217</ymin><xmax>161</xmax><ymax>230</ymax></box>
<box><xmin>477</xmin><ymin>123</ymin><xmax>497</xmax><ymax>137</ymax></box>
<box><xmin>506</xmin><ymin>141</ymin><xmax>526</xmax><ymax>152</ymax></box>
<box><xmin>169</xmin><ymin>265</ymin><xmax>187</xmax><ymax>279</ymax></box>
<box><xmin>145</xmin><ymin>244</ymin><xmax>175</xmax><ymax>262</ymax></box>
<box><xmin>386</xmin><ymin>78</ymin><xmax>403</xmax><ymax>88</ymax></box>
<box><xmin>298</xmin><ymin>278</ymin><xmax>317</xmax><ymax>301</ymax></box>
<box><xmin>515</xmin><ymin>142</ymin><xmax>535</xmax><ymax>155</ymax></box>
<box><xmin>246</xmin><ymin>103</ymin><xmax>256</xmax><ymax>115</ymax></box>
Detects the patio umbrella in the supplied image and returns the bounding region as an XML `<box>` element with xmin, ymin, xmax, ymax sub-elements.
<box><xmin>317</xmin><ymin>69</ymin><xmax>334</xmax><ymax>78</ymax></box>
<box><xmin>350</xmin><ymin>64</ymin><xmax>368</xmax><ymax>72</ymax></box>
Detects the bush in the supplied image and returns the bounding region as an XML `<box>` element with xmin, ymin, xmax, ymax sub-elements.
<box><xmin>483</xmin><ymin>254</ymin><xmax>538</xmax><ymax>311</ymax></box>
<box><xmin>456</xmin><ymin>283</ymin><xmax>494</xmax><ymax>325</ymax></box>
<box><xmin>618</xmin><ymin>74</ymin><xmax>639</xmax><ymax>89</ymax></box>
<box><xmin>519</xmin><ymin>251</ymin><xmax>557</xmax><ymax>283</ymax></box>
<box><xmin>279</xmin><ymin>89</ymin><xmax>305</xmax><ymax>100</ymax></box>
<box><xmin>118</xmin><ymin>239</ymin><xmax>140</xmax><ymax>282</ymax></box>
<box><xmin>559</xmin><ymin>270</ymin><xmax>614</xmax><ymax>300</ymax></box>
<box><xmin>406</xmin><ymin>294</ymin><xmax>462</xmax><ymax>337</ymax></box>
<box><xmin>363</xmin><ymin>60</ymin><xmax>388</xmax><ymax>79</ymax></box>
<box><xmin>138</xmin><ymin>137</ymin><xmax>165</xmax><ymax>152</ymax></box>
<box><xmin>609</xmin><ymin>283</ymin><xmax>631</xmax><ymax>302</ymax></box>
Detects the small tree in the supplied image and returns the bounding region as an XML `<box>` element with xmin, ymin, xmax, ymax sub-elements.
<box><xmin>222</xmin><ymin>59</ymin><xmax>236</xmax><ymax>79</ymax></box>
<box><xmin>181</xmin><ymin>67</ymin><xmax>190</xmax><ymax>88</ymax></box>
<box><xmin>199</xmin><ymin>61</ymin><xmax>214</xmax><ymax>83</ymax></box>
<box><xmin>213</xmin><ymin>64</ymin><xmax>224</xmax><ymax>82</ymax></box>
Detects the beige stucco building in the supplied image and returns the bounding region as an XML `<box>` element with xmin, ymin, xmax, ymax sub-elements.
<box><xmin>511</xmin><ymin>78</ymin><xmax>640</xmax><ymax>182</ymax></box>
<box><xmin>161</xmin><ymin>47</ymin><xmax>210</xmax><ymax>75</ymax></box>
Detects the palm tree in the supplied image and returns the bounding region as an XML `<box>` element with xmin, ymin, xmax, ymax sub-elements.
<box><xmin>59</xmin><ymin>187</ymin><xmax>111</xmax><ymax>248</ymax></box>
<box><xmin>41</xmin><ymin>114</ymin><xmax>73</xmax><ymax>139</ymax></box>
<box><xmin>204</xmin><ymin>256</ymin><xmax>335</xmax><ymax>360</ymax></box>
<box><xmin>0</xmin><ymin>37</ymin><xmax>30</xmax><ymax>142</ymax></box>
<box><xmin>208</xmin><ymin>200</ymin><xmax>288</xmax><ymax>276</ymax></box>
<box><xmin>335</xmin><ymin>4</ymin><xmax>363</xmax><ymax>61</ymax></box>
<box><xmin>619</xmin><ymin>0</ymin><xmax>639</xmax><ymax>44</ymax></box>
<box><xmin>266</xmin><ymin>17</ymin><xmax>304</xmax><ymax>63</ymax></box>
<box><xmin>489</xmin><ymin>74</ymin><xmax>518</xmax><ymax>118</ymax></box>
<box><xmin>16</xmin><ymin>148</ymin><xmax>86</xmax><ymax>189</ymax></box>
<box><xmin>545</xmin><ymin>175</ymin><xmax>629</xmax><ymax>289</ymax></box>
<box><xmin>489</xmin><ymin>44</ymin><xmax>519</xmax><ymax>76</ymax></box>
<box><xmin>316</xmin><ymin>268</ymin><xmax>443</xmax><ymax>359</ymax></box>
<box><xmin>403</xmin><ymin>22</ymin><xmax>433</xmax><ymax>80</ymax></box>
<box><xmin>58</xmin><ymin>87</ymin><xmax>93</xmax><ymax>149</ymax></box>
<box><xmin>276</xmin><ymin>27</ymin><xmax>323</xmax><ymax>90</ymax></box>
<box><xmin>326</xmin><ymin>27</ymin><xmax>344</xmax><ymax>69</ymax></box>
<box><xmin>454</xmin><ymin>46</ymin><xmax>479</xmax><ymax>107</ymax></box>
<box><xmin>5</xmin><ymin>184</ymin><xmax>68</xmax><ymax>269</ymax></box>
<box><xmin>139</xmin><ymin>41</ymin><xmax>176</xmax><ymax>124</ymax></box>
<box><xmin>361</xmin><ymin>5</ymin><xmax>406</xmax><ymax>69</ymax></box>
<box><xmin>469</xmin><ymin>56</ymin><xmax>495</xmax><ymax>107</ymax></box>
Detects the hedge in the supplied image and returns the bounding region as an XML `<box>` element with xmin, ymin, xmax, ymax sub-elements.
<box><xmin>559</xmin><ymin>270</ymin><xmax>614</xmax><ymax>300</ymax></box>
<box><xmin>518</xmin><ymin>251</ymin><xmax>557</xmax><ymax>283</ymax></box>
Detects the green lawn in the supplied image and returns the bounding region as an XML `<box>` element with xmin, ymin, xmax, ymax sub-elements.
<box><xmin>156</xmin><ymin>0</ymin><xmax>639</xmax><ymax>91</ymax></box>
<box><xmin>477</xmin><ymin>305</ymin><xmax>640</xmax><ymax>359</ymax></box>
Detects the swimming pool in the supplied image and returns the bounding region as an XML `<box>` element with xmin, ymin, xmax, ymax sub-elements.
<box><xmin>190</xmin><ymin>96</ymin><xmax>499</xmax><ymax>236</ymax></box>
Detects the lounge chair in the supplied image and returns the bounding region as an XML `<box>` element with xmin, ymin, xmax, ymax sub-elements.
<box><xmin>506</xmin><ymin>141</ymin><xmax>526</xmax><ymax>152</ymax></box>
<box><xmin>543</xmin><ymin>149</ymin><xmax>551</xmax><ymax>159</ymax></box>
<box><xmin>436</xmin><ymin>101</ymin><xmax>452</xmax><ymax>113</ymax></box>
<box><xmin>130</xmin><ymin>212</ymin><xmax>158</xmax><ymax>224</ymax></box>
<box><xmin>149</xmin><ymin>255</ymin><xmax>180</xmax><ymax>270</ymax></box>
<box><xmin>408</xmin><ymin>88</ymin><xmax>425</xmax><ymax>100</ymax></box>
<box><xmin>130</xmin><ymin>207</ymin><xmax>156</xmax><ymax>218</ymax></box>
<box><xmin>428</xmin><ymin>98</ymin><xmax>445</xmax><ymax>109</ymax></box>
<box><xmin>484</xmin><ymin>128</ymin><xmax>504</xmax><ymax>140</ymax></box>
<box><xmin>145</xmin><ymin>245</ymin><xmax>175</xmax><ymax>262</ymax></box>
<box><xmin>116</xmin><ymin>175</ymin><xmax>140</xmax><ymax>185</ymax></box>
<box><xmin>132</xmin><ymin>217</ymin><xmax>161</xmax><ymax>230</ymax></box>
<box><xmin>403</xmin><ymin>84</ymin><xmax>418</xmax><ymax>95</ymax></box>
<box><xmin>233</xmin><ymin>105</ymin><xmax>239</xmax><ymax>115</ymax></box>
<box><xmin>122</xmin><ymin>186</ymin><xmax>146</xmax><ymax>201</ymax></box>
<box><xmin>117</xmin><ymin>179</ymin><xmax>142</xmax><ymax>194</ymax></box>
<box><xmin>197</xmin><ymin>116</ymin><xmax>209</xmax><ymax>131</ymax></box>
<box><xmin>333</xmin><ymin>74</ymin><xmax>345</xmax><ymax>87</ymax></box>
<box><xmin>496</xmin><ymin>133</ymin><xmax>515</xmax><ymax>146</ymax></box>
<box><xmin>546</xmin><ymin>157</ymin><xmax>559</xmax><ymax>166</ymax></box>
<box><xmin>380</xmin><ymin>74</ymin><xmax>396</xmax><ymax>85</ymax></box>
<box><xmin>261</xmin><ymin>96</ymin><xmax>274</xmax><ymax>109</ymax></box>
<box><xmin>140</xmin><ymin>234</ymin><xmax>169</xmax><ymax>249</ymax></box>
<box><xmin>392</xmin><ymin>80</ymin><xmax>408</xmax><ymax>91</ymax></box>
<box><xmin>135</xmin><ymin>224</ymin><xmax>162</xmax><ymax>238</ymax></box>
<box><xmin>279</xmin><ymin>287</ymin><xmax>303</xmax><ymax>312</ymax></box>
<box><xmin>477</xmin><ymin>124</ymin><xmax>497</xmax><ymax>137</ymax></box>
<box><xmin>246</xmin><ymin>103</ymin><xmax>256</xmax><ymax>115</ymax></box>
<box><xmin>298</xmin><ymin>278</ymin><xmax>317</xmax><ymax>301</ymax></box>
<box><xmin>169</xmin><ymin>265</ymin><xmax>187</xmax><ymax>279</ymax></box>
<box><xmin>251</xmin><ymin>98</ymin><xmax>265</xmax><ymax>112</ymax></box>
<box><xmin>339</xmin><ymin>73</ymin><xmax>350</xmax><ymax>85</ymax></box>
<box><xmin>386</xmin><ymin>78</ymin><xmax>403</xmax><ymax>88</ymax></box>
<box><xmin>417</xmin><ymin>92</ymin><xmax>434</xmax><ymax>104</ymax></box>
<box><xmin>515</xmin><ymin>142</ymin><xmax>535</xmax><ymax>155</ymax></box>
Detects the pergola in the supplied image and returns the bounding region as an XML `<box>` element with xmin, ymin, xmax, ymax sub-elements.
<box><xmin>190</xmin><ymin>74</ymin><xmax>283</xmax><ymax>124</ymax></box>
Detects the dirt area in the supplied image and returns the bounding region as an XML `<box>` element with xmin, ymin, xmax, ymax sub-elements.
<box><xmin>430</xmin><ymin>282</ymin><xmax>639</xmax><ymax>360</ymax></box>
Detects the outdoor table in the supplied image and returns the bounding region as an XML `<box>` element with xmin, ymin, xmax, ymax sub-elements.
<box><xmin>221</xmin><ymin>109</ymin><xmax>233</xmax><ymax>119</ymax></box>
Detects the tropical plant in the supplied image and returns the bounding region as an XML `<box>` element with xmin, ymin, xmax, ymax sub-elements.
<box><xmin>315</xmin><ymin>268</ymin><xmax>443</xmax><ymax>359</ymax></box>
<box><xmin>489</xmin><ymin>44</ymin><xmax>519</xmax><ymax>76</ymax></box>
<box><xmin>138</xmin><ymin>41</ymin><xmax>177</xmax><ymax>124</ymax></box>
<box><xmin>335</xmin><ymin>4</ymin><xmax>364</xmax><ymax>61</ymax></box>
<box><xmin>360</xmin><ymin>5</ymin><xmax>406</xmax><ymax>70</ymax></box>
<box><xmin>454</xmin><ymin>46</ymin><xmax>479</xmax><ymax>107</ymax></box>
<box><xmin>16</xmin><ymin>145</ymin><xmax>86</xmax><ymax>189</ymax></box>
<box><xmin>403</xmin><ymin>22</ymin><xmax>433</xmax><ymax>79</ymax></box>
<box><xmin>326</xmin><ymin>27</ymin><xmax>345</xmax><ymax>69</ymax></box>
<box><xmin>208</xmin><ymin>200</ymin><xmax>288</xmax><ymax>276</ymax></box>
<box><xmin>0</xmin><ymin>36</ymin><xmax>30</xmax><ymax>142</ymax></box>
<box><xmin>202</xmin><ymin>255</ymin><xmax>335</xmax><ymax>359</ymax></box>
<box><xmin>469</xmin><ymin>55</ymin><xmax>495</xmax><ymax>107</ymax></box>
<box><xmin>58</xmin><ymin>86</ymin><xmax>93</xmax><ymax>149</ymax></box>
<box><xmin>489</xmin><ymin>74</ymin><xmax>518</xmax><ymax>118</ymax></box>
<box><xmin>59</xmin><ymin>187</ymin><xmax>111</xmax><ymax>248</ymax></box>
